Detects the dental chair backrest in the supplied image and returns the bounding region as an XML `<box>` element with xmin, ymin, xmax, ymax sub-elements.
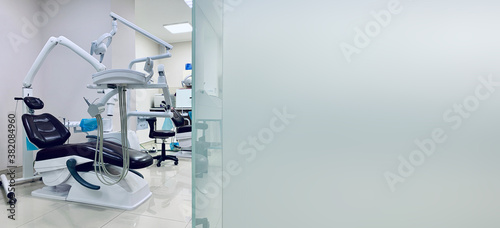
<box><xmin>22</xmin><ymin>97</ymin><xmax>71</xmax><ymax>149</ymax></box>
<box><xmin>170</xmin><ymin>108</ymin><xmax>191</xmax><ymax>135</ymax></box>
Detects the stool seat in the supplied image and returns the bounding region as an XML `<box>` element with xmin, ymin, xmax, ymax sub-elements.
<box><xmin>149</xmin><ymin>130</ymin><xmax>175</xmax><ymax>138</ymax></box>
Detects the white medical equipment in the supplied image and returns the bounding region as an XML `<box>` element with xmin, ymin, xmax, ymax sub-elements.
<box><xmin>21</xmin><ymin>97</ymin><xmax>152</xmax><ymax>210</ymax></box>
<box><xmin>158</xmin><ymin>64</ymin><xmax>167</xmax><ymax>84</ymax></box>
<box><xmin>0</xmin><ymin>174</ymin><xmax>16</xmax><ymax>205</ymax></box>
<box><xmin>18</xmin><ymin>12</ymin><xmax>175</xmax><ymax>209</ymax></box>
<box><xmin>181</xmin><ymin>75</ymin><xmax>192</xmax><ymax>88</ymax></box>
<box><xmin>176</xmin><ymin>89</ymin><xmax>192</xmax><ymax>108</ymax></box>
<box><xmin>85</xmin><ymin>12</ymin><xmax>176</xmax><ymax>185</ymax></box>
<box><xmin>18</xmin><ymin>35</ymin><xmax>106</xmax><ymax>185</ymax></box>
<box><xmin>90</xmin><ymin>19</ymin><xmax>117</xmax><ymax>63</ymax></box>
<box><xmin>88</xmin><ymin>89</ymin><xmax>142</xmax><ymax>150</ymax></box>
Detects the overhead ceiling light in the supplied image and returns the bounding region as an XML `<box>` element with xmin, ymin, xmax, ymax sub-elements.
<box><xmin>164</xmin><ymin>22</ymin><xmax>192</xmax><ymax>34</ymax></box>
<box><xmin>184</xmin><ymin>0</ymin><xmax>193</xmax><ymax>8</ymax></box>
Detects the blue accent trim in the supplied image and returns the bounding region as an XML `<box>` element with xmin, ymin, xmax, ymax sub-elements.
<box><xmin>26</xmin><ymin>137</ymin><xmax>38</xmax><ymax>151</ymax></box>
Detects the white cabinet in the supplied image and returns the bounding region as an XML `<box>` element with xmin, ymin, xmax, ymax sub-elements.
<box><xmin>175</xmin><ymin>89</ymin><xmax>192</xmax><ymax>108</ymax></box>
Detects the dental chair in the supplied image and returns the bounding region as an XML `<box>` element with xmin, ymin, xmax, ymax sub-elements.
<box><xmin>171</xmin><ymin>108</ymin><xmax>192</xmax><ymax>149</ymax></box>
<box><xmin>22</xmin><ymin>97</ymin><xmax>153</xmax><ymax>210</ymax></box>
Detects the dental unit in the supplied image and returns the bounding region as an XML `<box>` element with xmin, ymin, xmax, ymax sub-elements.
<box><xmin>14</xmin><ymin>12</ymin><xmax>175</xmax><ymax>210</ymax></box>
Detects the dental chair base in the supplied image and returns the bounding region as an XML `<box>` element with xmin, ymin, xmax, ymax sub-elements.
<box><xmin>176</xmin><ymin>132</ymin><xmax>192</xmax><ymax>148</ymax></box>
<box><xmin>32</xmin><ymin>158</ymin><xmax>151</xmax><ymax>210</ymax></box>
<box><xmin>170</xmin><ymin>109</ymin><xmax>192</xmax><ymax>156</ymax></box>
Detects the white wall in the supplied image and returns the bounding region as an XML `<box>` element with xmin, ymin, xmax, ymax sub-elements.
<box><xmin>0</xmin><ymin>0</ymin><xmax>47</xmax><ymax>169</ymax></box>
<box><xmin>36</xmin><ymin>0</ymin><xmax>112</xmax><ymax>144</ymax></box>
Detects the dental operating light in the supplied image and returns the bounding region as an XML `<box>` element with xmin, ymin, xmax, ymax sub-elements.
<box><xmin>90</xmin><ymin>20</ymin><xmax>117</xmax><ymax>63</ymax></box>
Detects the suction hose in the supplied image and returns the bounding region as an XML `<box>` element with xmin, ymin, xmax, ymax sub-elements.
<box><xmin>94</xmin><ymin>86</ymin><xmax>129</xmax><ymax>185</ymax></box>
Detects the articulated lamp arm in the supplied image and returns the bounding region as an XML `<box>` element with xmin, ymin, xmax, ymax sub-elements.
<box><xmin>110</xmin><ymin>12</ymin><xmax>173</xmax><ymax>50</ymax></box>
<box><xmin>23</xmin><ymin>36</ymin><xmax>106</xmax><ymax>88</ymax></box>
<box><xmin>109</xmin><ymin>12</ymin><xmax>173</xmax><ymax>70</ymax></box>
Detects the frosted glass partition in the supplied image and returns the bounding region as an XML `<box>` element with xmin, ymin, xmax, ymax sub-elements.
<box><xmin>193</xmin><ymin>0</ymin><xmax>223</xmax><ymax>227</ymax></box>
<box><xmin>194</xmin><ymin>0</ymin><xmax>500</xmax><ymax>227</ymax></box>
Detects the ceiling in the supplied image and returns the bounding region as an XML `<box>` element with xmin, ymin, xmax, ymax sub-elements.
<box><xmin>135</xmin><ymin>0</ymin><xmax>192</xmax><ymax>44</ymax></box>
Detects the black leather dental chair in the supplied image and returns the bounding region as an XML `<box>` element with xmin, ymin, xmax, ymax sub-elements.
<box><xmin>21</xmin><ymin>97</ymin><xmax>153</xmax><ymax>210</ymax></box>
<box><xmin>146</xmin><ymin>117</ymin><xmax>179</xmax><ymax>166</ymax></box>
<box><xmin>171</xmin><ymin>108</ymin><xmax>192</xmax><ymax>136</ymax></box>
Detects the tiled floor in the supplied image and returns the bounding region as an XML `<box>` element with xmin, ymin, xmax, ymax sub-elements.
<box><xmin>0</xmin><ymin>148</ymin><xmax>192</xmax><ymax>228</ymax></box>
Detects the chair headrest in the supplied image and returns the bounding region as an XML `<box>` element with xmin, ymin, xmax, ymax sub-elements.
<box><xmin>24</xmin><ymin>97</ymin><xmax>44</xmax><ymax>110</ymax></box>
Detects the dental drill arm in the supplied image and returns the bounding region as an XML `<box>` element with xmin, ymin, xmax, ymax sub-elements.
<box><xmin>105</xmin><ymin>89</ymin><xmax>118</xmax><ymax>116</ymax></box>
<box><xmin>143</xmin><ymin>57</ymin><xmax>154</xmax><ymax>82</ymax></box>
<box><xmin>85</xmin><ymin>88</ymin><xmax>119</xmax><ymax>117</ymax></box>
<box><xmin>158</xmin><ymin>65</ymin><xmax>173</xmax><ymax>110</ymax></box>
<box><xmin>128</xmin><ymin>52</ymin><xmax>172</xmax><ymax>70</ymax></box>
<box><xmin>23</xmin><ymin>36</ymin><xmax>106</xmax><ymax>88</ymax></box>
<box><xmin>87</xmin><ymin>65</ymin><xmax>173</xmax><ymax>119</ymax></box>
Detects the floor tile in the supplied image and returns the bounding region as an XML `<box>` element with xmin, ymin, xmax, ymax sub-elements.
<box><xmin>0</xmin><ymin>195</ymin><xmax>67</xmax><ymax>227</ymax></box>
<box><xmin>17</xmin><ymin>203</ymin><xmax>123</xmax><ymax>228</ymax></box>
<box><xmin>102</xmin><ymin>213</ymin><xmax>187</xmax><ymax>228</ymax></box>
<box><xmin>126</xmin><ymin>188</ymin><xmax>191</xmax><ymax>222</ymax></box>
<box><xmin>0</xmin><ymin>167</ymin><xmax>44</xmax><ymax>198</ymax></box>
<box><xmin>11</xmin><ymin>179</ymin><xmax>45</xmax><ymax>198</ymax></box>
<box><xmin>185</xmin><ymin>221</ymin><xmax>192</xmax><ymax>228</ymax></box>
<box><xmin>0</xmin><ymin>143</ymin><xmax>193</xmax><ymax>228</ymax></box>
